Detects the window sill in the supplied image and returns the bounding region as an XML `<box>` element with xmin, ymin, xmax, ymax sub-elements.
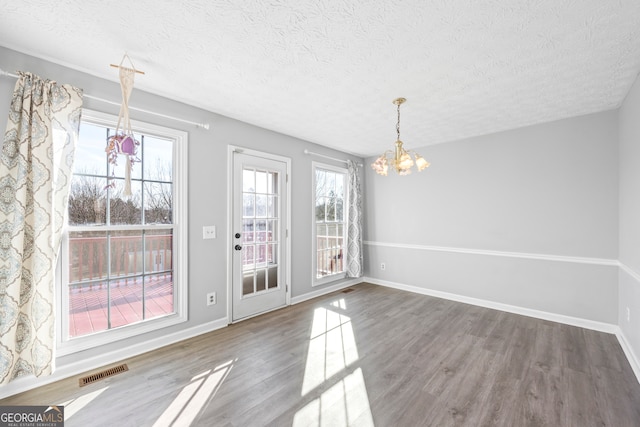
<box><xmin>312</xmin><ymin>272</ymin><xmax>348</xmax><ymax>287</ymax></box>
<box><xmin>57</xmin><ymin>312</ymin><xmax>187</xmax><ymax>356</ymax></box>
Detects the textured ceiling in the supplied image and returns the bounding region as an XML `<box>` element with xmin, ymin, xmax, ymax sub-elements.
<box><xmin>1</xmin><ymin>0</ymin><xmax>640</xmax><ymax>157</ymax></box>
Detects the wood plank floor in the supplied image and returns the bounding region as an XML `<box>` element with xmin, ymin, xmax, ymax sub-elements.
<box><xmin>2</xmin><ymin>282</ymin><xmax>640</xmax><ymax>426</ymax></box>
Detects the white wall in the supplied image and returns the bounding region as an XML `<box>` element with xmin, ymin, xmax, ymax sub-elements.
<box><xmin>364</xmin><ymin>111</ymin><xmax>619</xmax><ymax>324</ymax></box>
<box><xmin>618</xmin><ymin>72</ymin><xmax>640</xmax><ymax>366</ymax></box>
<box><xmin>0</xmin><ymin>46</ymin><xmax>363</xmax><ymax>397</ymax></box>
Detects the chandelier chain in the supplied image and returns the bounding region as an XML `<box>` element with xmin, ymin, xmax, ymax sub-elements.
<box><xmin>396</xmin><ymin>102</ymin><xmax>401</xmax><ymax>140</ymax></box>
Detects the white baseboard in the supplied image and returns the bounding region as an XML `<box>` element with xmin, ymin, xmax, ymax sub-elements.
<box><xmin>0</xmin><ymin>317</ymin><xmax>229</xmax><ymax>400</ymax></box>
<box><xmin>291</xmin><ymin>278</ymin><xmax>363</xmax><ymax>305</ymax></box>
<box><xmin>364</xmin><ymin>277</ymin><xmax>618</xmax><ymax>334</ymax></box>
<box><xmin>616</xmin><ymin>328</ymin><xmax>640</xmax><ymax>384</ymax></box>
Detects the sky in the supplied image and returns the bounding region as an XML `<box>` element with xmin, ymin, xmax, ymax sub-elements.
<box><xmin>74</xmin><ymin>121</ymin><xmax>172</xmax><ymax>182</ymax></box>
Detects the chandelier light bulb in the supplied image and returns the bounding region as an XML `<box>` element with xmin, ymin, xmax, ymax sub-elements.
<box><xmin>415</xmin><ymin>154</ymin><xmax>430</xmax><ymax>171</ymax></box>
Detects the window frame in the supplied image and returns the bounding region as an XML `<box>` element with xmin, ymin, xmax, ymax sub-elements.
<box><xmin>312</xmin><ymin>162</ymin><xmax>349</xmax><ymax>286</ymax></box>
<box><xmin>56</xmin><ymin>109</ymin><xmax>188</xmax><ymax>356</ymax></box>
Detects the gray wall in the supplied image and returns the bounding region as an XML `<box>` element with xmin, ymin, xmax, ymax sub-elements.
<box><xmin>364</xmin><ymin>111</ymin><xmax>620</xmax><ymax>323</ymax></box>
<box><xmin>2</xmin><ymin>44</ymin><xmax>634</xmax><ymax>393</ymax></box>
<box><xmin>619</xmin><ymin>72</ymin><xmax>640</xmax><ymax>359</ymax></box>
<box><xmin>0</xmin><ymin>47</ymin><xmax>363</xmax><ymax>374</ymax></box>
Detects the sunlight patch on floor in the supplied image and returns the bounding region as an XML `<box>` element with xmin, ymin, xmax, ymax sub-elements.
<box><xmin>297</xmin><ymin>298</ymin><xmax>373</xmax><ymax>426</ymax></box>
<box><xmin>152</xmin><ymin>359</ymin><xmax>234</xmax><ymax>427</ymax></box>
<box><xmin>294</xmin><ymin>368</ymin><xmax>374</xmax><ymax>427</ymax></box>
<box><xmin>59</xmin><ymin>386</ymin><xmax>109</xmax><ymax>421</ymax></box>
<box><xmin>303</xmin><ymin>306</ymin><xmax>359</xmax><ymax>395</ymax></box>
<box><xmin>330</xmin><ymin>298</ymin><xmax>347</xmax><ymax>310</ymax></box>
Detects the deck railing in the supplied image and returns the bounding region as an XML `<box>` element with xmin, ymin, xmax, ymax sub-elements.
<box><xmin>69</xmin><ymin>233</ymin><xmax>342</xmax><ymax>283</ymax></box>
<box><xmin>317</xmin><ymin>235</ymin><xmax>344</xmax><ymax>277</ymax></box>
<box><xmin>69</xmin><ymin>234</ymin><xmax>172</xmax><ymax>285</ymax></box>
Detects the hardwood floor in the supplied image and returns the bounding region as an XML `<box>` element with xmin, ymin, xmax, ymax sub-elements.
<box><xmin>2</xmin><ymin>282</ymin><xmax>640</xmax><ymax>426</ymax></box>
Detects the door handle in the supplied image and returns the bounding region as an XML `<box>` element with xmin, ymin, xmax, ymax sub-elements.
<box><xmin>234</xmin><ymin>244</ymin><xmax>242</xmax><ymax>251</ymax></box>
<box><xmin>235</xmin><ymin>233</ymin><xmax>241</xmax><ymax>239</ymax></box>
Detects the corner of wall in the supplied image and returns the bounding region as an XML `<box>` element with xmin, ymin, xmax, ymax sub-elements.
<box><xmin>617</xmin><ymin>70</ymin><xmax>640</xmax><ymax>385</ymax></box>
<box><xmin>616</xmin><ymin>326</ymin><xmax>640</xmax><ymax>384</ymax></box>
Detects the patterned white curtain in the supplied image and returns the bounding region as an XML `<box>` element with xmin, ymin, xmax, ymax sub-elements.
<box><xmin>346</xmin><ymin>160</ymin><xmax>363</xmax><ymax>277</ymax></box>
<box><xmin>0</xmin><ymin>72</ymin><xmax>82</xmax><ymax>384</ymax></box>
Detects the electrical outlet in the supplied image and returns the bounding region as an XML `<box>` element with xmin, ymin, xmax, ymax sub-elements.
<box><xmin>207</xmin><ymin>292</ymin><xmax>216</xmax><ymax>306</ymax></box>
<box><xmin>627</xmin><ymin>307</ymin><xmax>631</xmax><ymax>322</ymax></box>
<box><xmin>202</xmin><ymin>225</ymin><xmax>216</xmax><ymax>240</ymax></box>
<box><xmin>380</xmin><ymin>262</ymin><xmax>386</xmax><ymax>271</ymax></box>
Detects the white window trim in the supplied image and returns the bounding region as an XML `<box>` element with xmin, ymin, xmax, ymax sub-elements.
<box><xmin>311</xmin><ymin>161</ymin><xmax>349</xmax><ymax>287</ymax></box>
<box><xmin>56</xmin><ymin>109</ymin><xmax>188</xmax><ymax>356</ymax></box>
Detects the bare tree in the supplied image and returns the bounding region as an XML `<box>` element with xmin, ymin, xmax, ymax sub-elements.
<box><xmin>68</xmin><ymin>171</ymin><xmax>107</xmax><ymax>225</ymax></box>
<box><xmin>145</xmin><ymin>159</ymin><xmax>172</xmax><ymax>224</ymax></box>
<box><xmin>68</xmin><ymin>158</ymin><xmax>173</xmax><ymax>226</ymax></box>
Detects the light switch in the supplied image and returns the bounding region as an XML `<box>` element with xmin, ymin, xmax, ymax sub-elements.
<box><xmin>202</xmin><ymin>225</ymin><xmax>216</xmax><ymax>239</ymax></box>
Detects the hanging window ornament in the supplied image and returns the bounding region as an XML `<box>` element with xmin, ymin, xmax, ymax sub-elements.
<box><xmin>105</xmin><ymin>54</ymin><xmax>144</xmax><ymax>196</ymax></box>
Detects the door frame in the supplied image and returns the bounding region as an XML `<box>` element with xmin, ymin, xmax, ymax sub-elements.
<box><xmin>227</xmin><ymin>145</ymin><xmax>292</xmax><ymax>323</ymax></box>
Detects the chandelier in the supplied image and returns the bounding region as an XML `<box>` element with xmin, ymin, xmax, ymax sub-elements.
<box><xmin>371</xmin><ymin>98</ymin><xmax>430</xmax><ymax>176</ymax></box>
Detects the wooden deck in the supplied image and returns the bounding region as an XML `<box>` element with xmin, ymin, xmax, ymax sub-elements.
<box><xmin>68</xmin><ymin>277</ymin><xmax>173</xmax><ymax>337</ymax></box>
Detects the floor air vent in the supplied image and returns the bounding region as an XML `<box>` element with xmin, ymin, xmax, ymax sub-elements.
<box><xmin>79</xmin><ymin>363</ymin><xmax>129</xmax><ymax>387</ymax></box>
<box><xmin>342</xmin><ymin>288</ymin><xmax>354</xmax><ymax>294</ymax></box>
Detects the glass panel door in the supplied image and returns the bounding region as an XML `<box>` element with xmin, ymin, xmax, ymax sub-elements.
<box><xmin>232</xmin><ymin>152</ymin><xmax>287</xmax><ymax>320</ymax></box>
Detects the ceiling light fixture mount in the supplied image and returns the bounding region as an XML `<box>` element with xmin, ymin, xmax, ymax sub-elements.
<box><xmin>371</xmin><ymin>97</ymin><xmax>430</xmax><ymax>176</ymax></box>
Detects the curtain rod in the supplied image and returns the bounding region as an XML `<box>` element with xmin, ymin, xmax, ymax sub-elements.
<box><xmin>304</xmin><ymin>149</ymin><xmax>363</xmax><ymax>167</ymax></box>
<box><xmin>0</xmin><ymin>68</ymin><xmax>210</xmax><ymax>130</ymax></box>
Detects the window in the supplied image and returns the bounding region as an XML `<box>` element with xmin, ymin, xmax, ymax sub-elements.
<box><xmin>241</xmin><ymin>168</ymin><xmax>280</xmax><ymax>294</ymax></box>
<box><xmin>313</xmin><ymin>163</ymin><xmax>348</xmax><ymax>284</ymax></box>
<box><xmin>58</xmin><ymin>110</ymin><xmax>187</xmax><ymax>354</ymax></box>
